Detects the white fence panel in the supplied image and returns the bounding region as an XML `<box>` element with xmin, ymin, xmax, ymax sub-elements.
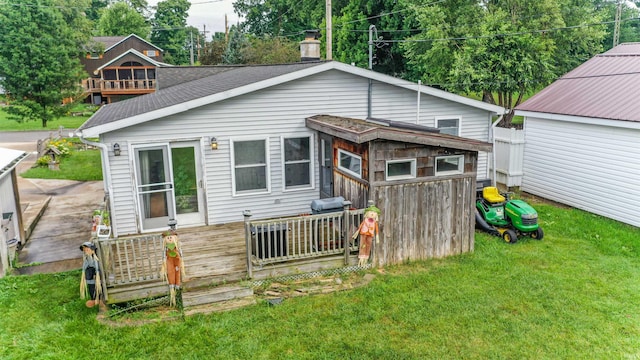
<box><xmin>492</xmin><ymin>127</ymin><xmax>524</xmax><ymax>187</ymax></box>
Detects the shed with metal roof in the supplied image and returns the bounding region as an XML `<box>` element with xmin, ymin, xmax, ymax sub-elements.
<box><xmin>515</xmin><ymin>42</ymin><xmax>640</xmax><ymax>227</ymax></box>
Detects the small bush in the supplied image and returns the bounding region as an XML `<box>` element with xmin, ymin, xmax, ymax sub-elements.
<box><xmin>35</xmin><ymin>155</ymin><xmax>53</xmax><ymax>167</ymax></box>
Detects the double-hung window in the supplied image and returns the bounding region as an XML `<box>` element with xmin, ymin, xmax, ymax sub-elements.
<box><xmin>282</xmin><ymin>136</ymin><xmax>313</xmax><ymax>190</ymax></box>
<box><xmin>337</xmin><ymin>149</ymin><xmax>362</xmax><ymax>178</ymax></box>
<box><xmin>232</xmin><ymin>138</ymin><xmax>269</xmax><ymax>195</ymax></box>
<box><xmin>436</xmin><ymin>117</ymin><xmax>461</xmax><ymax>136</ymax></box>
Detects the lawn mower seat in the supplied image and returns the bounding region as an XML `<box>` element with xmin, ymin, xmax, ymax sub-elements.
<box><xmin>482</xmin><ymin>187</ymin><xmax>506</xmax><ymax>204</ymax></box>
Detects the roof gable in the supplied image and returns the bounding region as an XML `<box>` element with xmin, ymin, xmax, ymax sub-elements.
<box><xmin>79</xmin><ymin>61</ymin><xmax>505</xmax><ymax>137</ymax></box>
<box><xmin>94</xmin><ymin>49</ymin><xmax>170</xmax><ymax>74</ymax></box>
<box><xmin>515</xmin><ymin>42</ymin><xmax>640</xmax><ymax>123</ymax></box>
<box><xmin>100</xmin><ymin>34</ymin><xmax>163</xmax><ymax>53</ymax></box>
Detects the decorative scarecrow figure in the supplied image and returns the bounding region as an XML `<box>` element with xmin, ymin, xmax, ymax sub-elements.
<box><xmin>79</xmin><ymin>241</ymin><xmax>103</xmax><ymax>309</ymax></box>
<box><xmin>352</xmin><ymin>205</ymin><xmax>381</xmax><ymax>267</ymax></box>
<box><xmin>161</xmin><ymin>230</ymin><xmax>186</xmax><ymax>307</ymax></box>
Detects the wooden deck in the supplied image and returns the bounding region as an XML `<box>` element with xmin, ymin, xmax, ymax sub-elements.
<box><xmin>97</xmin><ymin>211</ymin><xmax>364</xmax><ymax>304</ymax></box>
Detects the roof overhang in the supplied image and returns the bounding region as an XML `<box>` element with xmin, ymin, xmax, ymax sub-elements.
<box><xmin>80</xmin><ymin>61</ymin><xmax>506</xmax><ymax>137</ymax></box>
<box><xmin>515</xmin><ymin>110</ymin><xmax>640</xmax><ymax>130</ymax></box>
<box><xmin>0</xmin><ymin>147</ymin><xmax>28</xmax><ymax>181</ymax></box>
<box><xmin>306</xmin><ymin>114</ymin><xmax>493</xmax><ymax>153</ymax></box>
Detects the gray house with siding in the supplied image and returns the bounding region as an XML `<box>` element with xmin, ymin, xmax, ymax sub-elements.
<box><xmin>78</xmin><ymin>60</ymin><xmax>505</xmax><ymax>238</ymax></box>
<box><xmin>515</xmin><ymin>42</ymin><xmax>640</xmax><ymax>228</ymax></box>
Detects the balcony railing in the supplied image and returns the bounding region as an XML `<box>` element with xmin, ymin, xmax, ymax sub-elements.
<box><xmin>82</xmin><ymin>78</ymin><xmax>156</xmax><ymax>94</ymax></box>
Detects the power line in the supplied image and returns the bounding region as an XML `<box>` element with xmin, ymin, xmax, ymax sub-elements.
<box><xmin>378</xmin><ymin>17</ymin><xmax>639</xmax><ymax>43</ymax></box>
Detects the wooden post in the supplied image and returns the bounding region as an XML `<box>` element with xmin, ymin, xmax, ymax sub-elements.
<box><xmin>243</xmin><ymin>210</ymin><xmax>253</xmax><ymax>278</ymax></box>
<box><xmin>342</xmin><ymin>200</ymin><xmax>351</xmax><ymax>265</ymax></box>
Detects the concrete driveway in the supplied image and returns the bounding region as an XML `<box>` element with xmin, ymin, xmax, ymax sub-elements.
<box><xmin>1</xmin><ymin>131</ymin><xmax>104</xmax><ymax>274</ymax></box>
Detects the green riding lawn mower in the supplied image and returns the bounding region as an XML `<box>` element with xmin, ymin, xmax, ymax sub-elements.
<box><xmin>475</xmin><ymin>181</ymin><xmax>544</xmax><ymax>243</ymax></box>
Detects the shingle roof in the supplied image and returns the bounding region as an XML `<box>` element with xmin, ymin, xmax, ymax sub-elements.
<box><xmin>157</xmin><ymin>66</ymin><xmax>238</xmax><ymax>89</ymax></box>
<box><xmin>515</xmin><ymin>42</ymin><xmax>640</xmax><ymax>122</ymax></box>
<box><xmin>92</xmin><ymin>36</ymin><xmax>127</xmax><ymax>50</ymax></box>
<box><xmin>79</xmin><ymin>61</ymin><xmax>328</xmax><ymax>131</ymax></box>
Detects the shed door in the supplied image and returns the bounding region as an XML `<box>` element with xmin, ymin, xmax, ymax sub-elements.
<box><xmin>319</xmin><ymin>134</ymin><xmax>333</xmax><ymax>198</ymax></box>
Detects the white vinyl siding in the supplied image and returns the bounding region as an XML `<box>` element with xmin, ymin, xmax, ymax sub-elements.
<box><xmin>105</xmin><ymin>70</ymin><xmax>497</xmax><ymax>232</ymax></box>
<box><xmin>522</xmin><ymin>117</ymin><xmax>640</xmax><ymax>227</ymax></box>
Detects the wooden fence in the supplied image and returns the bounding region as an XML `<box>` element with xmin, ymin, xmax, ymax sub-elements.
<box><xmin>493</xmin><ymin>127</ymin><xmax>524</xmax><ymax>187</ymax></box>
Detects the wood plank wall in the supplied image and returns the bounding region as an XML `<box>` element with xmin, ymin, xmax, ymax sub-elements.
<box><xmin>371</xmin><ymin>176</ymin><xmax>475</xmax><ymax>266</ymax></box>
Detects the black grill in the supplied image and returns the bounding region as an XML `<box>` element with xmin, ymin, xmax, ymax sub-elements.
<box><xmin>522</xmin><ymin>217</ymin><xmax>538</xmax><ymax>226</ymax></box>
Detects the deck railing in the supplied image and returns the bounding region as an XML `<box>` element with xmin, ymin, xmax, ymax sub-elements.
<box><xmin>244</xmin><ymin>203</ymin><xmax>365</xmax><ymax>277</ymax></box>
<box><xmin>96</xmin><ymin>234</ymin><xmax>164</xmax><ymax>287</ymax></box>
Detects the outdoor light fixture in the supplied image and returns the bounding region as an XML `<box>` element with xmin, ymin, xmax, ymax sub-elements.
<box><xmin>210</xmin><ymin>137</ymin><xmax>218</xmax><ymax>150</ymax></box>
<box><xmin>113</xmin><ymin>143</ymin><xmax>121</xmax><ymax>156</ymax></box>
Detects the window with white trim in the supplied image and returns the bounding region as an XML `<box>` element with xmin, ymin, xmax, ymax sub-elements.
<box><xmin>338</xmin><ymin>149</ymin><xmax>362</xmax><ymax>178</ymax></box>
<box><xmin>282</xmin><ymin>136</ymin><xmax>312</xmax><ymax>190</ymax></box>
<box><xmin>232</xmin><ymin>139</ymin><xmax>269</xmax><ymax>194</ymax></box>
<box><xmin>144</xmin><ymin>50</ymin><xmax>157</xmax><ymax>57</ymax></box>
<box><xmin>386</xmin><ymin>159</ymin><xmax>416</xmax><ymax>181</ymax></box>
<box><xmin>436</xmin><ymin>117</ymin><xmax>460</xmax><ymax>136</ymax></box>
<box><xmin>435</xmin><ymin>155</ymin><xmax>464</xmax><ymax>176</ymax></box>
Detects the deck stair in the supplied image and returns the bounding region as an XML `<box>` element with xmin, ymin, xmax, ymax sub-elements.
<box><xmin>182</xmin><ymin>284</ymin><xmax>255</xmax><ymax>315</ymax></box>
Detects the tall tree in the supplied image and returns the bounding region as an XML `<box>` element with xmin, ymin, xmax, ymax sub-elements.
<box><xmin>200</xmin><ymin>33</ymin><xmax>227</xmax><ymax>65</ymax></box>
<box><xmin>151</xmin><ymin>0</ymin><xmax>191</xmax><ymax>65</ymax></box>
<box><xmin>86</xmin><ymin>0</ymin><xmax>109</xmax><ymax>22</ymax></box>
<box><xmin>241</xmin><ymin>36</ymin><xmax>300</xmax><ymax>64</ymax></box>
<box><xmin>97</xmin><ymin>1</ymin><xmax>151</xmax><ymax>38</ymax></box>
<box><xmin>0</xmin><ymin>0</ymin><xmax>91</xmax><ymax>127</ymax></box>
<box><xmin>402</xmin><ymin>0</ymin><xmax>607</xmax><ymax>126</ymax></box>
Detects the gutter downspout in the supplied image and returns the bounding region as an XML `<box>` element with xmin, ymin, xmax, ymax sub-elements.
<box><xmin>491</xmin><ymin>114</ymin><xmax>504</xmax><ymax>187</ymax></box>
<box><xmin>416</xmin><ymin>80</ymin><xmax>421</xmax><ymax>124</ymax></box>
<box><xmin>78</xmin><ymin>132</ymin><xmax>117</xmax><ymax>238</ymax></box>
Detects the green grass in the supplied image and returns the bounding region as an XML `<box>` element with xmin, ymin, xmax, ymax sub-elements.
<box><xmin>20</xmin><ymin>143</ymin><xmax>103</xmax><ymax>181</ymax></box>
<box><xmin>0</xmin><ymin>107</ymin><xmax>91</xmax><ymax>131</ymax></box>
<box><xmin>1</xmin><ymin>201</ymin><xmax>639</xmax><ymax>359</ymax></box>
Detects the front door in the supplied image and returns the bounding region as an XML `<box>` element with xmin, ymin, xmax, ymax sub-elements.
<box><xmin>319</xmin><ymin>134</ymin><xmax>333</xmax><ymax>198</ymax></box>
<box><xmin>134</xmin><ymin>142</ymin><xmax>204</xmax><ymax>232</ymax></box>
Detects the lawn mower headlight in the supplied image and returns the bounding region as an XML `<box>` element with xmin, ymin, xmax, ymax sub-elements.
<box><xmin>521</xmin><ymin>213</ymin><xmax>538</xmax><ymax>220</ymax></box>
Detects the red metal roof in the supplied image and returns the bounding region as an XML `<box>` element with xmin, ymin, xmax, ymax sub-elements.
<box><xmin>515</xmin><ymin>42</ymin><xmax>640</xmax><ymax>123</ymax></box>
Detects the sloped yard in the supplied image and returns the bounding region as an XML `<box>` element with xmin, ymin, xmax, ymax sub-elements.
<box><xmin>1</xmin><ymin>201</ymin><xmax>639</xmax><ymax>359</ymax></box>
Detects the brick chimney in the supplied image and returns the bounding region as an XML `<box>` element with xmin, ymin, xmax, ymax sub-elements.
<box><xmin>300</xmin><ymin>30</ymin><xmax>321</xmax><ymax>61</ymax></box>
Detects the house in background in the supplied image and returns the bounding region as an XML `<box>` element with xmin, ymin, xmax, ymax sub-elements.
<box><xmin>0</xmin><ymin>147</ymin><xmax>28</xmax><ymax>277</ymax></box>
<box><xmin>81</xmin><ymin>34</ymin><xmax>169</xmax><ymax>105</ymax></box>
<box><xmin>515</xmin><ymin>42</ymin><xmax>640</xmax><ymax>228</ymax></box>
<box><xmin>78</xmin><ymin>60</ymin><xmax>505</xmax><ymax>240</ymax></box>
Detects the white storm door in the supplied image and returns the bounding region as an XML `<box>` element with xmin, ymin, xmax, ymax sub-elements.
<box><xmin>134</xmin><ymin>144</ymin><xmax>175</xmax><ymax>231</ymax></box>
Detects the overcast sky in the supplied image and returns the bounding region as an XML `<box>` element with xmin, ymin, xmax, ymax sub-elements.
<box><xmin>148</xmin><ymin>0</ymin><xmax>242</xmax><ymax>38</ymax></box>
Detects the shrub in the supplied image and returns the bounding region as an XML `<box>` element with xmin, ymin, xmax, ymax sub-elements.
<box><xmin>36</xmin><ymin>155</ymin><xmax>53</xmax><ymax>167</ymax></box>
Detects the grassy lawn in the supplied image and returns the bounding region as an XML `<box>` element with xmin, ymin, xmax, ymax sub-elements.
<box><xmin>1</xmin><ymin>202</ymin><xmax>639</xmax><ymax>359</ymax></box>
<box><xmin>0</xmin><ymin>106</ymin><xmax>91</xmax><ymax>131</ymax></box>
<box><xmin>20</xmin><ymin>139</ymin><xmax>102</xmax><ymax>181</ymax></box>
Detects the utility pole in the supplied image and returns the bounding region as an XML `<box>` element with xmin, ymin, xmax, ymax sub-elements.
<box><xmin>190</xmin><ymin>32</ymin><xmax>194</xmax><ymax>65</ymax></box>
<box><xmin>613</xmin><ymin>0</ymin><xmax>622</xmax><ymax>47</ymax></box>
<box><xmin>225</xmin><ymin>15</ymin><xmax>229</xmax><ymax>43</ymax></box>
<box><xmin>326</xmin><ymin>0</ymin><xmax>332</xmax><ymax>60</ymax></box>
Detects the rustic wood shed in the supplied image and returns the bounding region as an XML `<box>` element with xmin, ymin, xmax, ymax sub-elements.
<box><xmin>306</xmin><ymin>115</ymin><xmax>493</xmax><ymax>265</ymax></box>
